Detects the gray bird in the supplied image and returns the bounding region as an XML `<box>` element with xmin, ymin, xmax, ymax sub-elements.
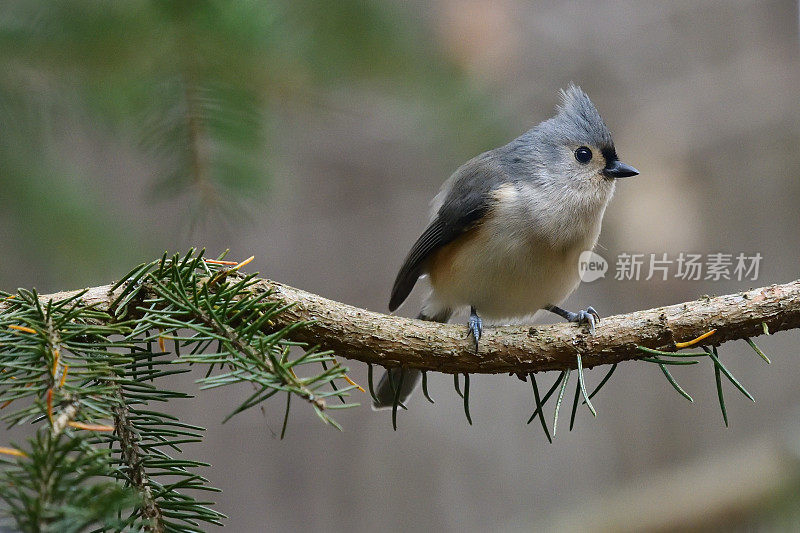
<box><xmin>373</xmin><ymin>85</ymin><xmax>638</xmax><ymax>409</ymax></box>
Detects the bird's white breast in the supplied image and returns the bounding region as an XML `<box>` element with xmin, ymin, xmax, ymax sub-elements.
<box><xmin>427</xmin><ymin>180</ymin><xmax>613</xmax><ymax>320</ymax></box>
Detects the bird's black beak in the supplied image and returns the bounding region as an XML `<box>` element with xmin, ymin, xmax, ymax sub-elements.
<box><xmin>603</xmin><ymin>159</ymin><xmax>639</xmax><ymax>179</ymax></box>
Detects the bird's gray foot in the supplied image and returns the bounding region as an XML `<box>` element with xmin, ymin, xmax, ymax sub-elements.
<box><xmin>545</xmin><ymin>304</ymin><xmax>600</xmax><ymax>333</ymax></box>
<box><xmin>468</xmin><ymin>306</ymin><xmax>482</xmax><ymax>350</ymax></box>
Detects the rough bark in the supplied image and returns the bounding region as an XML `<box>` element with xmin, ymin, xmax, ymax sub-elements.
<box><xmin>23</xmin><ymin>277</ymin><xmax>800</xmax><ymax>374</ymax></box>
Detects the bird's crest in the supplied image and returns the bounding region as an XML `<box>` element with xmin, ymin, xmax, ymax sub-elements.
<box><xmin>554</xmin><ymin>84</ymin><xmax>614</xmax><ymax>148</ymax></box>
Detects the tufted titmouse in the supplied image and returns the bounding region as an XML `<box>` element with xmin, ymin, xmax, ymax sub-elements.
<box><xmin>373</xmin><ymin>85</ymin><xmax>638</xmax><ymax>409</ymax></box>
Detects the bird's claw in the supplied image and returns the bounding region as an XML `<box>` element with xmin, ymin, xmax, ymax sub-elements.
<box><xmin>544</xmin><ymin>304</ymin><xmax>600</xmax><ymax>334</ymax></box>
<box><xmin>574</xmin><ymin>306</ymin><xmax>600</xmax><ymax>333</ymax></box>
<box><xmin>468</xmin><ymin>307</ymin><xmax>482</xmax><ymax>351</ymax></box>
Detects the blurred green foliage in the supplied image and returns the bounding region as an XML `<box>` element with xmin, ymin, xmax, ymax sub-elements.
<box><xmin>0</xmin><ymin>0</ymin><xmax>509</xmax><ymax>290</ymax></box>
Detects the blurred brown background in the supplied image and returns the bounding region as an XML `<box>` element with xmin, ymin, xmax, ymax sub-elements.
<box><xmin>2</xmin><ymin>1</ymin><xmax>800</xmax><ymax>531</ymax></box>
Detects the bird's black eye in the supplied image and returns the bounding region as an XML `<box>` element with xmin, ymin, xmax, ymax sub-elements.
<box><xmin>575</xmin><ymin>146</ymin><xmax>593</xmax><ymax>164</ymax></box>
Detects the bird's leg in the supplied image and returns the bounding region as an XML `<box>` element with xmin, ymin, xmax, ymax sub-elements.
<box><xmin>467</xmin><ymin>306</ymin><xmax>483</xmax><ymax>351</ymax></box>
<box><xmin>545</xmin><ymin>304</ymin><xmax>600</xmax><ymax>334</ymax></box>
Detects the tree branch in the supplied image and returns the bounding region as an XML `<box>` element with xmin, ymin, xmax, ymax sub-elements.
<box><xmin>23</xmin><ymin>276</ymin><xmax>800</xmax><ymax>374</ymax></box>
<box><xmin>112</xmin><ymin>400</ymin><xmax>163</xmax><ymax>533</ymax></box>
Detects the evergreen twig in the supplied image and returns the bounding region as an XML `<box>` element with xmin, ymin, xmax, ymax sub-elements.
<box><xmin>0</xmin><ymin>250</ymin><xmax>358</xmax><ymax>530</ymax></box>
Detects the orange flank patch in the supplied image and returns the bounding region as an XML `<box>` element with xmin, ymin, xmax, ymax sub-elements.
<box><xmin>427</xmin><ymin>225</ymin><xmax>483</xmax><ymax>291</ymax></box>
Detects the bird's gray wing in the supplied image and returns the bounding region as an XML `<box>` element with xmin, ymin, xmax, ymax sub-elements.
<box><xmin>388</xmin><ymin>154</ymin><xmax>506</xmax><ymax>311</ymax></box>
